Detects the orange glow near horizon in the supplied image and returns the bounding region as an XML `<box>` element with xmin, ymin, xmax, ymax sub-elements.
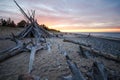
<box><xmin>38</xmin><ymin>21</ymin><xmax>120</xmax><ymax>33</ymax></box>
<box><xmin>1</xmin><ymin>0</ymin><xmax>120</xmax><ymax>33</ymax></box>
<box><xmin>56</xmin><ymin>28</ymin><xmax>120</xmax><ymax>32</ymax></box>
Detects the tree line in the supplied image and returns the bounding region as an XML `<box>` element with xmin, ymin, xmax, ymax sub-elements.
<box><xmin>0</xmin><ymin>18</ymin><xmax>26</xmax><ymax>27</ymax></box>
<box><xmin>0</xmin><ymin>18</ymin><xmax>60</xmax><ymax>32</ymax></box>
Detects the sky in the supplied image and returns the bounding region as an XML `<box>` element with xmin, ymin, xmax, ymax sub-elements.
<box><xmin>0</xmin><ymin>0</ymin><xmax>120</xmax><ymax>32</ymax></box>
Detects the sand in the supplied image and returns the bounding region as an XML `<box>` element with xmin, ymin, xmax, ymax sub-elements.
<box><xmin>0</xmin><ymin>27</ymin><xmax>120</xmax><ymax>80</ymax></box>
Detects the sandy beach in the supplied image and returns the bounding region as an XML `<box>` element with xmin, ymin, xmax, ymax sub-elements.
<box><xmin>0</xmin><ymin>27</ymin><xmax>120</xmax><ymax>80</ymax></box>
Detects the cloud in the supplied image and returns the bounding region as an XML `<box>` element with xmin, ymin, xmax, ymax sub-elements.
<box><xmin>0</xmin><ymin>0</ymin><xmax>120</xmax><ymax>32</ymax></box>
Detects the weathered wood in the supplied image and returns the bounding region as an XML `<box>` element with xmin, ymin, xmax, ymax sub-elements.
<box><xmin>27</xmin><ymin>39</ymin><xmax>48</xmax><ymax>73</ymax></box>
<box><xmin>0</xmin><ymin>49</ymin><xmax>23</xmax><ymax>62</ymax></box>
<box><xmin>61</xmin><ymin>51</ymin><xmax>86</xmax><ymax>80</ymax></box>
<box><xmin>14</xmin><ymin>0</ymin><xmax>32</xmax><ymax>22</ymax></box>
<box><xmin>0</xmin><ymin>42</ymin><xmax>28</xmax><ymax>62</ymax></box>
<box><xmin>0</xmin><ymin>46</ymin><xmax>16</xmax><ymax>54</ymax></box>
<box><xmin>28</xmin><ymin>46</ymin><xmax>36</xmax><ymax>73</ymax></box>
<box><xmin>79</xmin><ymin>46</ymin><xmax>84</xmax><ymax>55</ymax></box>
<box><xmin>87</xmin><ymin>61</ymin><xmax>108</xmax><ymax>80</ymax></box>
<box><xmin>46</xmin><ymin>42</ymin><xmax>51</xmax><ymax>52</ymax></box>
<box><xmin>79</xmin><ymin>46</ymin><xmax>92</xmax><ymax>59</ymax></box>
<box><xmin>0</xmin><ymin>35</ymin><xmax>31</xmax><ymax>62</ymax></box>
<box><xmin>81</xmin><ymin>46</ymin><xmax>120</xmax><ymax>62</ymax></box>
<box><xmin>14</xmin><ymin>0</ymin><xmax>52</xmax><ymax>39</ymax></box>
<box><xmin>62</xmin><ymin>60</ymin><xmax>86</xmax><ymax>80</ymax></box>
<box><xmin>63</xmin><ymin>39</ymin><xmax>120</xmax><ymax>62</ymax></box>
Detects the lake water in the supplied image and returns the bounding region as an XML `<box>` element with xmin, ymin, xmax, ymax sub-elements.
<box><xmin>79</xmin><ymin>32</ymin><xmax>120</xmax><ymax>38</ymax></box>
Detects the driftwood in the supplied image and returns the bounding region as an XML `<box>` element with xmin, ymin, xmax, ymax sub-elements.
<box><xmin>62</xmin><ymin>59</ymin><xmax>86</xmax><ymax>80</ymax></box>
<box><xmin>81</xmin><ymin>46</ymin><xmax>120</xmax><ymax>62</ymax></box>
<box><xmin>0</xmin><ymin>36</ymin><xmax>29</xmax><ymax>62</ymax></box>
<box><xmin>0</xmin><ymin>1</ymin><xmax>51</xmax><ymax>79</ymax></box>
<box><xmin>63</xmin><ymin>39</ymin><xmax>120</xmax><ymax>62</ymax></box>
<box><xmin>14</xmin><ymin>0</ymin><xmax>52</xmax><ymax>39</ymax></box>
<box><xmin>77</xmin><ymin>33</ymin><xmax>91</xmax><ymax>38</ymax></box>
<box><xmin>28</xmin><ymin>41</ymin><xmax>46</xmax><ymax>73</ymax></box>
<box><xmin>0</xmin><ymin>36</ymin><xmax>48</xmax><ymax>63</ymax></box>
<box><xmin>28</xmin><ymin>46</ymin><xmax>37</xmax><ymax>73</ymax></box>
<box><xmin>79</xmin><ymin>46</ymin><xmax>91</xmax><ymax>59</ymax></box>
<box><xmin>0</xmin><ymin>49</ymin><xmax>23</xmax><ymax>62</ymax></box>
<box><xmin>87</xmin><ymin>61</ymin><xmax>108</xmax><ymax>80</ymax></box>
<box><xmin>61</xmin><ymin>51</ymin><xmax>86</xmax><ymax>80</ymax></box>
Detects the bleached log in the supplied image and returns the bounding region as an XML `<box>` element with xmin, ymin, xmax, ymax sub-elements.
<box><xmin>28</xmin><ymin>46</ymin><xmax>36</xmax><ymax>73</ymax></box>
<box><xmin>0</xmin><ymin>47</ymin><xmax>16</xmax><ymax>54</ymax></box>
<box><xmin>0</xmin><ymin>43</ymin><xmax>28</xmax><ymax>62</ymax></box>
<box><xmin>63</xmin><ymin>39</ymin><xmax>120</xmax><ymax>62</ymax></box>
<box><xmin>22</xmin><ymin>26</ymin><xmax>33</xmax><ymax>38</ymax></box>
<box><xmin>61</xmin><ymin>51</ymin><xmax>86</xmax><ymax>80</ymax></box>
<box><xmin>0</xmin><ymin>49</ymin><xmax>23</xmax><ymax>62</ymax></box>
<box><xmin>0</xmin><ymin>34</ymin><xmax>22</xmax><ymax>54</ymax></box>
<box><xmin>79</xmin><ymin>46</ymin><xmax>91</xmax><ymax>59</ymax></box>
<box><xmin>77</xmin><ymin>33</ymin><xmax>91</xmax><ymax>38</ymax></box>
<box><xmin>14</xmin><ymin>0</ymin><xmax>32</xmax><ymax>22</ymax></box>
<box><xmin>81</xmin><ymin>46</ymin><xmax>120</xmax><ymax>62</ymax></box>
<box><xmin>79</xmin><ymin>46</ymin><xmax>84</xmax><ymax>55</ymax></box>
<box><xmin>46</xmin><ymin>42</ymin><xmax>51</xmax><ymax>52</ymax></box>
<box><xmin>28</xmin><ymin>41</ymin><xmax>46</xmax><ymax>73</ymax></box>
<box><xmin>62</xmin><ymin>60</ymin><xmax>86</xmax><ymax>80</ymax></box>
<box><xmin>87</xmin><ymin>61</ymin><xmax>108</xmax><ymax>80</ymax></box>
<box><xmin>0</xmin><ymin>38</ymin><xmax>29</xmax><ymax>62</ymax></box>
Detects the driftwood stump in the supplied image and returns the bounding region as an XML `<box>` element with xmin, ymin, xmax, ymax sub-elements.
<box><xmin>87</xmin><ymin>61</ymin><xmax>108</xmax><ymax>80</ymax></box>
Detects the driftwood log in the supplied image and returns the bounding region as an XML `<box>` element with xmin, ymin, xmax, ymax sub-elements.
<box><xmin>81</xmin><ymin>46</ymin><xmax>120</xmax><ymax>62</ymax></box>
<box><xmin>87</xmin><ymin>61</ymin><xmax>108</xmax><ymax>80</ymax></box>
<box><xmin>27</xmin><ymin>41</ymin><xmax>47</xmax><ymax>73</ymax></box>
<box><xmin>61</xmin><ymin>51</ymin><xmax>86</xmax><ymax>80</ymax></box>
<box><xmin>0</xmin><ymin>36</ymin><xmax>29</xmax><ymax>62</ymax></box>
<box><xmin>62</xmin><ymin>59</ymin><xmax>86</xmax><ymax>80</ymax></box>
<box><xmin>63</xmin><ymin>39</ymin><xmax>120</xmax><ymax>62</ymax></box>
<box><xmin>79</xmin><ymin>46</ymin><xmax>92</xmax><ymax>59</ymax></box>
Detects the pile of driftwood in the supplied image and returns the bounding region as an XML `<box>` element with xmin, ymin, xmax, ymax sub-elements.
<box><xmin>0</xmin><ymin>1</ymin><xmax>52</xmax><ymax>79</ymax></box>
<box><xmin>61</xmin><ymin>39</ymin><xmax>120</xmax><ymax>80</ymax></box>
<box><xmin>63</xmin><ymin>39</ymin><xmax>120</xmax><ymax>62</ymax></box>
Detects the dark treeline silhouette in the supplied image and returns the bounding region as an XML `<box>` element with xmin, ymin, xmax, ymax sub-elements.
<box><xmin>0</xmin><ymin>18</ymin><xmax>16</xmax><ymax>27</ymax></box>
<box><xmin>0</xmin><ymin>18</ymin><xmax>60</xmax><ymax>32</ymax></box>
<box><xmin>17</xmin><ymin>20</ymin><xmax>27</xmax><ymax>27</ymax></box>
<box><xmin>0</xmin><ymin>18</ymin><xmax>27</xmax><ymax>28</ymax></box>
<box><xmin>40</xmin><ymin>24</ymin><xmax>60</xmax><ymax>32</ymax></box>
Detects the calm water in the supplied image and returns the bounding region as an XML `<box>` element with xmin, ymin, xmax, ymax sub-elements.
<box><xmin>80</xmin><ymin>32</ymin><xmax>120</xmax><ymax>38</ymax></box>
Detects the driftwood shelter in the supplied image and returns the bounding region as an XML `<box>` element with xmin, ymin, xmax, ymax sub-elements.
<box><xmin>0</xmin><ymin>0</ymin><xmax>53</xmax><ymax>76</ymax></box>
<box><xmin>14</xmin><ymin>0</ymin><xmax>52</xmax><ymax>39</ymax></box>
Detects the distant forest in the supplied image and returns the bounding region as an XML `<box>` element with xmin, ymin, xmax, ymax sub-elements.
<box><xmin>0</xmin><ymin>18</ymin><xmax>60</xmax><ymax>32</ymax></box>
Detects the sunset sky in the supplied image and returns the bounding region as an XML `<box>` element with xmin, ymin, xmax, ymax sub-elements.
<box><xmin>0</xmin><ymin>0</ymin><xmax>120</xmax><ymax>32</ymax></box>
